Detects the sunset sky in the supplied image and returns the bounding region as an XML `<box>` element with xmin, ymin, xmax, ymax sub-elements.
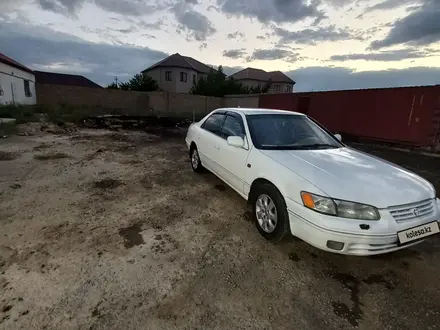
<box><xmin>1</xmin><ymin>0</ymin><xmax>439</xmax><ymax>91</ymax></box>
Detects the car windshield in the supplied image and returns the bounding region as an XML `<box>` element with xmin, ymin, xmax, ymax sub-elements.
<box><xmin>246</xmin><ymin>114</ymin><xmax>342</xmax><ymax>150</ymax></box>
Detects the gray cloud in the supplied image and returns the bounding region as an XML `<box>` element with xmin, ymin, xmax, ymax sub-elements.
<box><xmin>174</xmin><ymin>10</ymin><xmax>216</xmax><ymax>41</ymax></box>
<box><xmin>275</xmin><ymin>25</ymin><xmax>361</xmax><ymax>45</ymax></box>
<box><xmin>330</xmin><ymin>48</ymin><xmax>437</xmax><ymax>62</ymax></box>
<box><xmin>172</xmin><ymin>2</ymin><xmax>216</xmax><ymax>41</ymax></box>
<box><xmin>94</xmin><ymin>0</ymin><xmax>159</xmax><ymax>16</ymax></box>
<box><xmin>248</xmin><ymin>48</ymin><xmax>300</xmax><ymax>62</ymax></box>
<box><xmin>33</xmin><ymin>0</ymin><xmax>166</xmax><ymax>17</ymax></box>
<box><xmin>362</xmin><ymin>0</ymin><xmax>419</xmax><ymax>14</ymax></box>
<box><xmin>288</xmin><ymin>66</ymin><xmax>440</xmax><ymax>92</ymax></box>
<box><xmin>207</xmin><ymin>5</ymin><xmax>220</xmax><ymax>12</ymax></box>
<box><xmin>227</xmin><ymin>31</ymin><xmax>245</xmax><ymax>39</ymax></box>
<box><xmin>222</xmin><ymin>49</ymin><xmax>247</xmax><ymax>59</ymax></box>
<box><xmin>137</xmin><ymin>18</ymin><xmax>166</xmax><ymax>30</ymax></box>
<box><xmin>0</xmin><ymin>20</ymin><xmax>167</xmax><ymax>86</ymax></box>
<box><xmin>216</xmin><ymin>0</ymin><xmax>325</xmax><ymax>24</ymax></box>
<box><xmin>36</xmin><ymin>0</ymin><xmax>84</xmax><ymax>16</ymax></box>
<box><xmin>35</xmin><ymin>0</ymin><xmax>216</xmax><ymax>42</ymax></box>
<box><xmin>114</xmin><ymin>26</ymin><xmax>137</xmax><ymax>34</ymax></box>
<box><xmin>0</xmin><ymin>0</ymin><xmax>27</xmax><ymax>11</ymax></box>
<box><xmin>370</xmin><ymin>0</ymin><xmax>440</xmax><ymax>49</ymax></box>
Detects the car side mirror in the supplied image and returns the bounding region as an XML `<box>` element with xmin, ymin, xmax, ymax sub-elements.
<box><xmin>334</xmin><ymin>133</ymin><xmax>342</xmax><ymax>142</ymax></box>
<box><xmin>227</xmin><ymin>136</ymin><xmax>245</xmax><ymax>148</ymax></box>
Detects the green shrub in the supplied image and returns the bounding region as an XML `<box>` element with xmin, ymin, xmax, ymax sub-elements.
<box><xmin>0</xmin><ymin>104</ymin><xmax>41</xmax><ymax>124</ymax></box>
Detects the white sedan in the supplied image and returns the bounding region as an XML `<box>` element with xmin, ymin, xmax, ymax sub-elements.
<box><xmin>185</xmin><ymin>108</ymin><xmax>440</xmax><ymax>256</ymax></box>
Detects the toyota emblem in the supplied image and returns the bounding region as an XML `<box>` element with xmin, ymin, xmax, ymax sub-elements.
<box><xmin>412</xmin><ymin>208</ymin><xmax>421</xmax><ymax>217</ymax></box>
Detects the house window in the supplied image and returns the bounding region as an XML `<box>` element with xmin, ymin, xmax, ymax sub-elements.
<box><xmin>180</xmin><ymin>72</ymin><xmax>187</xmax><ymax>82</ymax></box>
<box><xmin>193</xmin><ymin>74</ymin><xmax>196</xmax><ymax>84</ymax></box>
<box><xmin>24</xmin><ymin>80</ymin><xmax>32</xmax><ymax>97</ymax></box>
<box><xmin>285</xmin><ymin>86</ymin><xmax>291</xmax><ymax>92</ymax></box>
<box><xmin>165</xmin><ymin>71</ymin><xmax>172</xmax><ymax>81</ymax></box>
<box><xmin>274</xmin><ymin>85</ymin><xmax>281</xmax><ymax>91</ymax></box>
<box><xmin>0</xmin><ymin>83</ymin><xmax>3</xmax><ymax>96</ymax></box>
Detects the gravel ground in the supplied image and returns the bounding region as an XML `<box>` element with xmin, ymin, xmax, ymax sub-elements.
<box><xmin>1</xmin><ymin>129</ymin><xmax>440</xmax><ymax>330</ymax></box>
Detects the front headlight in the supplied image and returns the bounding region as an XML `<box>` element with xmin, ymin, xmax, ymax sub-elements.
<box><xmin>301</xmin><ymin>191</ymin><xmax>380</xmax><ymax>220</ymax></box>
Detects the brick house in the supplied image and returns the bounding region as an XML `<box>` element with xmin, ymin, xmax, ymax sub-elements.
<box><xmin>142</xmin><ymin>53</ymin><xmax>217</xmax><ymax>94</ymax></box>
<box><xmin>228</xmin><ymin>68</ymin><xmax>295</xmax><ymax>93</ymax></box>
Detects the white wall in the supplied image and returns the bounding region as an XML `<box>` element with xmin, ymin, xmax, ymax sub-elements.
<box><xmin>144</xmin><ymin>67</ymin><xmax>201</xmax><ymax>94</ymax></box>
<box><xmin>0</xmin><ymin>62</ymin><xmax>36</xmax><ymax>105</ymax></box>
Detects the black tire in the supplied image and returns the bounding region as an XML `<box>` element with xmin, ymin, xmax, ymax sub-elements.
<box><xmin>251</xmin><ymin>183</ymin><xmax>290</xmax><ymax>243</ymax></box>
<box><xmin>190</xmin><ymin>145</ymin><xmax>204</xmax><ymax>173</ymax></box>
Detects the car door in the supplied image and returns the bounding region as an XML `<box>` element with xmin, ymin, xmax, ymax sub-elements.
<box><xmin>197</xmin><ymin>112</ymin><xmax>226</xmax><ymax>173</ymax></box>
<box><xmin>214</xmin><ymin>112</ymin><xmax>250</xmax><ymax>194</ymax></box>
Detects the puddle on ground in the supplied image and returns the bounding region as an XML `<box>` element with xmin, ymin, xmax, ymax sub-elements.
<box><xmin>362</xmin><ymin>272</ymin><xmax>396</xmax><ymax>290</ymax></box>
<box><xmin>0</xmin><ymin>151</ymin><xmax>19</xmax><ymax>161</ymax></box>
<box><xmin>331</xmin><ymin>273</ymin><xmax>362</xmax><ymax>327</ymax></box>
<box><xmin>34</xmin><ymin>152</ymin><xmax>70</xmax><ymax>160</ymax></box>
<box><xmin>288</xmin><ymin>253</ymin><xmax>301</xmax><ymax>262</ymax></box>
<box><xmin>214</xmin><ymin>185</ymin><xmax>226</xmax><ymax>192</ymax></box>
<box><xmin>94</xmin><ymin>178</ymin><xmax>122</xmax><ymax>190</ymax></box>
<box><xmin>119</xmin><ymin>224</ymin><xmax>145</xmax><ymax>249</ymax></box>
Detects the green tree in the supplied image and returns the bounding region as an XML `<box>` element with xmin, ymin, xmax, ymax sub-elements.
<box><xmin>106</xmin><ymin>82</ymin><xmax>119</xmax><ymax>89</ymax></box>
<box><xmin>123</xmin><ymin>74</ymin><xmax>159</xmax><ymax>92</ymax></box>
<box><xmin>190</xmin><ymin>66</ymin><xmax>249</xmax><ymax>97</ymax></box>
<box><xmin>249</xmin><ymin>79</ymin><xmax>272</xmax><ymax>94</ymax></box>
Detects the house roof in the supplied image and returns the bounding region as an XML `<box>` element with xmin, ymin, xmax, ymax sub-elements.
<box><xmin>228</xmin><ymin>68</ymin><xmax>270</xmax><ymax>81</ymax></box>
<box><xmin>228</xmin><ymin>67</ymin><xmax>295</xmax><ymax>84</ymax></box>
<box><xmin>268</xmin><ymin>71</ymin><xmax>295</xmax><ymax>84</ymax></box>
<box><xmin>35</xmin><ymin>71</ymin><xmax>102</xmax><ymax>88</ymax></box>
<box><xmin>142</xmin><ymin>53</ymin><xmax>215</xmax><ymax>74</ymax></box>
<box><xmin>0</xmin><ymin>53</ymin><xmax>34</xmax><ymax>74</ymax></box>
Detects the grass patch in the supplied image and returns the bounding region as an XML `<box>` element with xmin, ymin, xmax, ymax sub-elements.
<box><xmin>0</xmin><ymin>104</ymin><xmax>45</xmax><ymax>124</ymax></box>
<box><xmin>0</xmin><ymin>104</ymin><xmax>149</xmax><ymax>134</ymax></box>
<box><xmin>0</xmin><ymin>104</ymin><xmax>117</xmax><ymax>126</ymax></box>
<box><xmin>34</xmin><ymin>152</ymin><xmax>70</xmax><ymax>160</ymax></box>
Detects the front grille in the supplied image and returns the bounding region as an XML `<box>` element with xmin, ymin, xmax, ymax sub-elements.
<box><xmin>389</xmin><ymin>199</ymin><xmax>435</xmax><ymax>222</ymax></box>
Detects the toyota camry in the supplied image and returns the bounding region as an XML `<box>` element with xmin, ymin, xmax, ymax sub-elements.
<box><xmin>185</xmin><ymin>108</ymin><xmax>440</xmax><ymax>255</ymax></box>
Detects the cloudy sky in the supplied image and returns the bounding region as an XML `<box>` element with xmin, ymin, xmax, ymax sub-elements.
<box><xmin>1</xmin><ymin>0</ymin><xmax>439</xmax><ymax>91</ymax></box>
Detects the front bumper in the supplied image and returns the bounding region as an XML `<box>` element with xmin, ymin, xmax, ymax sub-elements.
<box><xmin>287</xmin><ymin>197</ymin><xmax>440</xmax><ymax>256</ymax></box>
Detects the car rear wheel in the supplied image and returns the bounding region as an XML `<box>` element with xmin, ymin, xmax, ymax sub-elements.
<box><xmin>251</xmin><ymin>183</ymin><xmax>289</xmax><ymax>243</ymax></box>
<box><xmin>190</xmin><ymin>146</ymin><xmax>204</xmax><ymax>173</ymax></box>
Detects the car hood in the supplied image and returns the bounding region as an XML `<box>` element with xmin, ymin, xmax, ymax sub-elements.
<box><xmin>261</xmin><ymin>147</ymin><xmax>434</xmax><ymax>208</ymax></box>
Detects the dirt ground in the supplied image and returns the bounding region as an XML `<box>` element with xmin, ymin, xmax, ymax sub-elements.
<box><xmin>1</xmin><ymin>128</ymin><xmax>440</xmax><ymax>330</ymax></box>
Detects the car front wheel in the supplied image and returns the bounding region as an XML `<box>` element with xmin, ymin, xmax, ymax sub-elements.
<box><xmin>252</xmin><ymin>183</ymin><xmax>290</xmax><ymax>243</ymax></box>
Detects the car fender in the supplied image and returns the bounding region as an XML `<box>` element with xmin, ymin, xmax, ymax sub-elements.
<box><xmin>245</xmin><ymin>149</ymin><xmax>327</xmax><ymax>207</ymax></box>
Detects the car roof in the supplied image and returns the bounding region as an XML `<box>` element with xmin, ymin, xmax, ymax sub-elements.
<box><xmin>214</xmin><ymin>108</ymin><xmax>305</xmax><ymax>116</ymax></box>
